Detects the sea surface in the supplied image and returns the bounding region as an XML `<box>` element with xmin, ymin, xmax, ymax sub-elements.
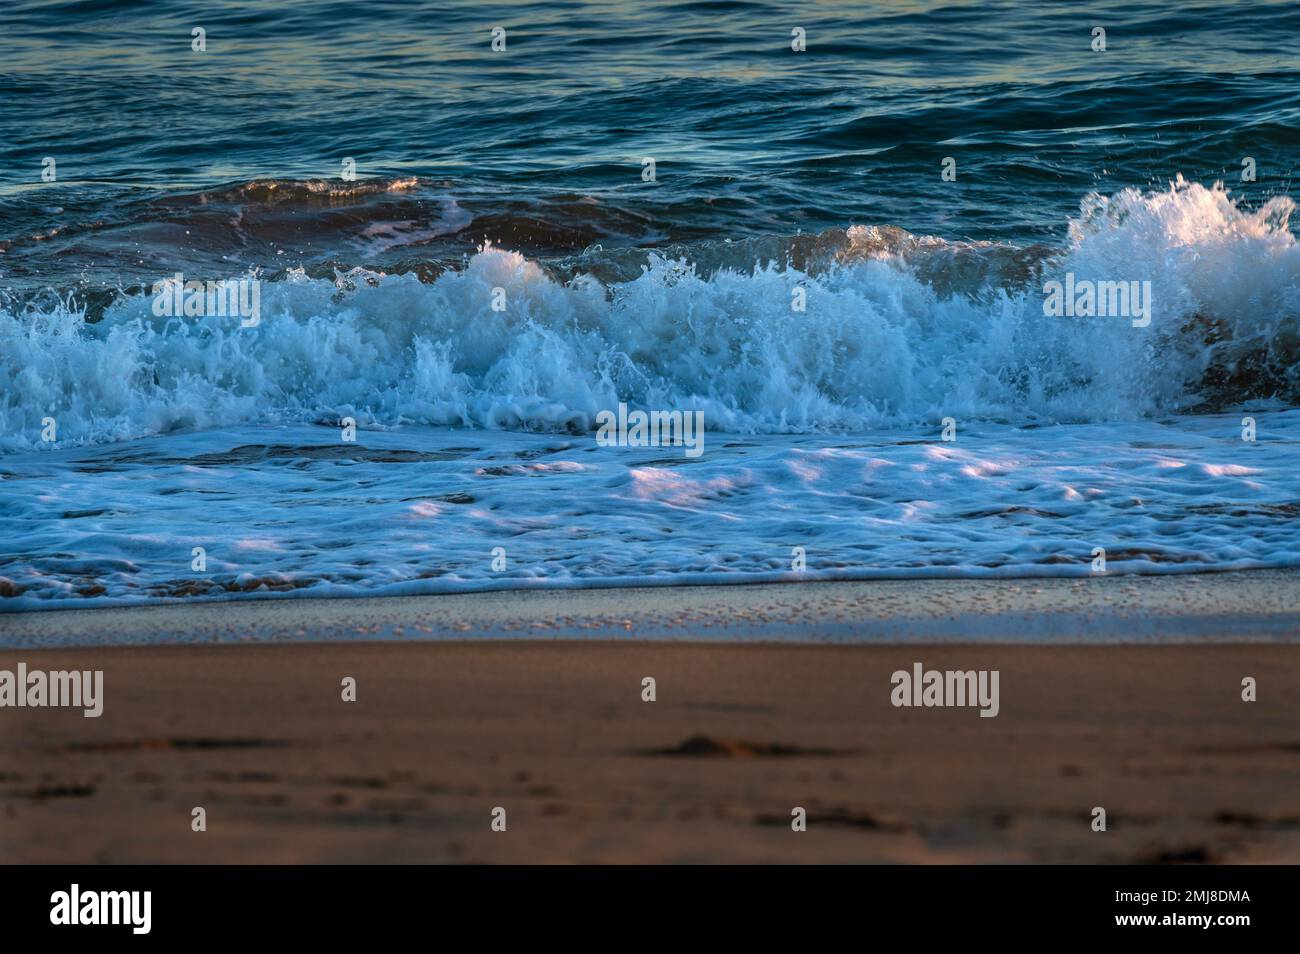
<box><xmin>2</xmin><ymin>0</ymin><xmax>1299</xmax><ymax>609</ymax></box>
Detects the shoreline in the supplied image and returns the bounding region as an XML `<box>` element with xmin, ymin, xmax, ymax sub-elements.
<box><xmin>2</xmin><ymin>569</ymin><xmax>1298</xmax><ymax>648</ymax></box>
<box><xmin>5</xmin><ymin>570</ymin><xmax>1296</xmax><ymax>862</ymax></box>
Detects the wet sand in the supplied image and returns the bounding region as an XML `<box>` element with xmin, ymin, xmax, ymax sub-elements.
<box><xmin>4</xmin><ymin>569</ymin><xmax>1300</xmax><ymax>647</ymax></box>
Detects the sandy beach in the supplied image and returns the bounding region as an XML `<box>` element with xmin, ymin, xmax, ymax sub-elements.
<box><xmin>5</xmin><ymin>570</ymin><xmax>1300</xmax><ymax>648</ymax></box>
<box><xmin>3</xmin><ymin>575</ymin><xmax>1298</xmax><ymax>864</ymax></box>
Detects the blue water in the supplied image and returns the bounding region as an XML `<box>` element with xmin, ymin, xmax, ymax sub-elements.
<box><xmin>1</xmin><ymin>1</ymin><xmax>1299</xmax><ymax>609</ymax></box>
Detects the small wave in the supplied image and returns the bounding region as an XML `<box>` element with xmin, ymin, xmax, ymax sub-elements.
<box><xmin>181</xmin><ymin>176</ymin><xmax>424</xmax><ymax>206</ymax></box>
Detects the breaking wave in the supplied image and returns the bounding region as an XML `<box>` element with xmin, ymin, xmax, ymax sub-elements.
<box><xmin>2</xmin><ymin>178</ymin><xmax>1297</xmax><ymax>453</ymax></box>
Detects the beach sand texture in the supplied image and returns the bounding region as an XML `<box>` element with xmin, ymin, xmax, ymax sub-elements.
<box><xmin>3</xmin><ymin>577</ymin><xmax>1298</xmax><ymax>864</ymax></box>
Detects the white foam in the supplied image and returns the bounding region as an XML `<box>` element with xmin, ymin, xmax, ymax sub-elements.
<box><xmin>2</xmin><ymin>179</ymin><xmax>1296</xmax><ymax>453</ymax></box>
<box><xmin>2</xmin><ymin>411</ymin><xmax>1298</xmax><ymax>608</ymax></box>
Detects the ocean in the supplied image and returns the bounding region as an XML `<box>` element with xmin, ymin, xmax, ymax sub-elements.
<box><xmin>1</xmin><ymin>0</ymin><xmax>1298</xmax><ymax>609</ymax></box>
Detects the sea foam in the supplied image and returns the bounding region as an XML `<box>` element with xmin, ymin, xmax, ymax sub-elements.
<box><xmin>2</xmin><ymin>179</ymin><xmax>1296</xmax><ymax>454</ymax></box>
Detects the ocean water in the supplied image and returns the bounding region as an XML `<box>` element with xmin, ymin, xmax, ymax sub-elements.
<box><xmin>1</xmin><ymin>0</ymin><xmax>1298</xmax><ymax>609</ymax></box>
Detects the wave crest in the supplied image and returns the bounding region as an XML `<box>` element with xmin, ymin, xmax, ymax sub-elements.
<box><xmin>2</xmin><ymin>179</ymin><xmax>1296</xmax><ymax>452</ymax></box>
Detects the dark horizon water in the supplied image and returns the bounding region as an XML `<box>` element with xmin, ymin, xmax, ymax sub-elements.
<box><xmin>3</xmin><ymin>0</ymin><xmax>1300</xmax><ymax>610</ymax></box>
<box><xmin>2</xmin><ymin>0</ymin><xmax>1298</xmax><ymax>294</ymax></box>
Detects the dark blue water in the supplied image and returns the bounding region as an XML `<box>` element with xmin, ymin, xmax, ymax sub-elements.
<box><xmin>2</xmin><ymin>0</ymin><xmax>1297</xmax><ymax>294</ymax></box>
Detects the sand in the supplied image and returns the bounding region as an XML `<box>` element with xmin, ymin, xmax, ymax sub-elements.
<box><xmin>4</xmin><ymin>569</ymin><xmax>1300</xmax><ymax>647</ymax></box>
<box><xmin>3</xmin><ymin>574</ymin><xmax>1300</xmax><ymax>863</ymax></box>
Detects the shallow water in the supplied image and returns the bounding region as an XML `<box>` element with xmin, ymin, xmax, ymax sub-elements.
<box><xmin>2</xmin><ymin>412</ymin><xmax>1298</xmax><ymax>608</ymax></box>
